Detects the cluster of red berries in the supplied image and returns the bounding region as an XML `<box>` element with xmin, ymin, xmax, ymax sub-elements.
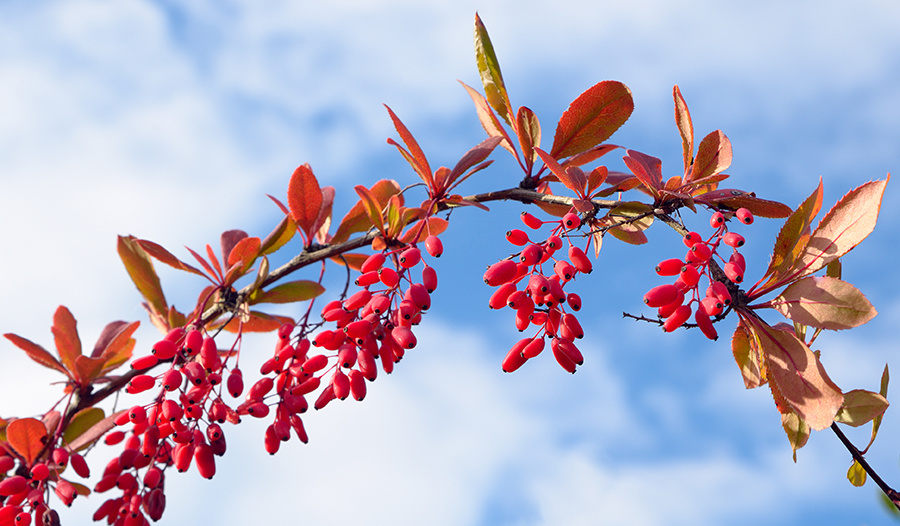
<box><xmin>91</xmin><ymin>236</ymin><xmax>443</xmax><ymax>523</ymax></box>
<box><xmin>484</xmin><ymin>210</ymin><xmax>590</xmax><ymax>373</ymax></box>
<box><xmin>0</xmin><ymin>447</ymin><xmax>73</xmax><ymax>526</ymax></box>
<box><xmin>642</xmin><ymin>208</ymin><xmax>754</xmax><ymax>339</ymax></box>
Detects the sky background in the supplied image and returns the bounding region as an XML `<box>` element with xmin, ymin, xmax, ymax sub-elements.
<box><xmin>1</xmin><ymin>1</ymin><xmax>900</xmax><ymax>525</ymax></box>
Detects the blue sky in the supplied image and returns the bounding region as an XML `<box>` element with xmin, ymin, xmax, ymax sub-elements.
<box><xmin>1</xmin><ymin>1</ymin><xmax>900</xmax><ymax>525</ymax></box>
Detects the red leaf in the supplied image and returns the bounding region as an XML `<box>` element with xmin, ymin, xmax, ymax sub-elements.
<box><xmin>622</xmin><ymin>150</ymin><xmax>663</xmax><ymax>196</ymax></box>
<box><xmin>534</xmin><ymin>147</ymin><xmax>585</xmax><ymax>197</ymax></box>
<box><xmin>227</xmin><ymin>237</ymin><xmax>261</xmax><ymax>269</ymax></box>
<box><xmin>354</xmin><ymin>185</ymin><xmax>385</xmax><ymax>235</ymax></box>
<box><xmin>448</xmin><ymin>137</ymin><xmax>503</xmax><ymax>189</ymax></box>
<box><xmin>74</xmin><ymin>355</ymin><xmax>105</xmax><ymax>386</ymax></box>
<box><xmin>3</xmin><ymin>333</ymin><xmax>69</xmax><ymax>377</ymax></box>
<box><xmin>689</xmin><ymin>130</ymin><xmax>732</xmax><ymax>183</ymax></box>
<box><xmin>550</xmin><ymin>81</ymin><xmax>634</xmax><ymax>159</ymax></box>
<box><xmin>220</xmin><ymin>230</ymin><xmax>249</xmax><ymax>266</ymax></box>
<box><xmin>385</xmin><ymin>105</ymin><xmax>433</xmax><ymax>187</ymax></box>
<box><xmin>6</xmin><ymin>417</ymin><xmax>48</xmax><ymax>466</ymax></box>
<box><xmin>134</xmin><ymin>239</ymin><xmax>206</xmax><ymax>278</ymax></box>
<box><xmin>51</xmin><ymin>306</ymin><xmax>81</xmax><ymax>377</ymax></box>
<box><xmin>205</xmin><ymin>244</ymin><xmax>223</xmax><ymax>282</ymax></box>
<box><xmin>287</xmin><ymin>164</ymin><xmax>324</xmax><ymax>243</ymax></box>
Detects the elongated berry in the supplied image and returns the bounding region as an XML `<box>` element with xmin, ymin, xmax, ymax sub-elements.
<box><xmin>567</xmin><ymin>293</ymin><xmax>582</xmax><ymax>311</ymax></box>
<box><xmin>502</xmin><ymin>338</ymin><xmax>530</xmax><ymax>373</ymax></box>
<box><xmin>348</xmin><ymin>369</ymin><xmax>367</xmax><ymax>401</ymax></box>
<box><xmin>489</xmin><ymin>283</ymin><xmax>517</xmax><ymax>310</ymax></box>
<box><xmin>683</xmin><ymin>232</ymin><xmax>702</xmax><ymax>247</ymax></box>
<box><xmin>723</xmin><ymin>232</ymin><xmax>745</xmax><ymax>248</ymax></box>
<box><xmin>70</xmin><ymin>453</ymin><xmax>90</xmax><ymax>478</ymax></box>
<box><xmin>695</xmin><ymin>311</ymin><xmax>718</xmax><ymax>340</ymax></box>
<box><xmin>126</xmin><ymin>375</ymin><xmax>155</xmax><ymax>394</ymax></box>
<box><xmin>655</xmin><ymin>258</ymin><xmax>684</xmax><ymax>276</ymax></box>
<box><xmin>506</xmin><ymin>229</ymin><xmax>529</xmax><ymax>246</ymax></box>
<box><xmin>644</xmin><ymin>284</ymin><xmax>679</xmax><ymax>308</ymax></box>
<box><xmin>527</xmin><ymin>274</ymin><xmax>551</xmax><ymax>296</ymax></box>
<box><xmin>151</xmin><ymin>339</ymin><xmax>177</xmax><ymax>360</ymax></box>
<box><xmin>568</xmin><ymin>246</ymin><xmax>592</xmax><ymax>274</ymax></box>
<box><xmin>554</xmin><ymin>260</ymin><xmax>575</xmax><ymax>281</ymax></box>
<box><xmin>361</xmin><ymin>253</ymin><xmax>386</xmax><ymax>273</ymax></box>
<box><xmin>520</xmin><ymin>211</ymin><xmax>543</xmax><ymax>229</ymax></box>
<box><xmin>707</xmin><ymin>281</ymin><xmax>732</xmax><ymax>305</ymax></box>
<box><xmin>710</xmin><ymin>211</ymin><xmax>725</xmax><ymax>228</ymax></box>
<box><xmin>679</xmin><ymin>265</ymin><xmax>700</xmax><ymax>287</ymax></box>
<box><xmin>689</xmin><ymin>243</ymin><xmax>712</xmax><ymax>263</ymax></box>
<box><xmin>399</xmin><ymin>247</ymin><xmax>422</xmax><ymax>268</ymax></box>
<box><xmin>355</xmin><ymin>270</ymin><xmax>381</xmax><ymax>287</ymax></box>
<box><xmin>0</xmin><ymin>476</ymin><xmax>26</xmax><ymax>497</ymax></box>
<box><xmin>545</xmin><ymin>235</ymin><xmax>563</xmax><ymax>252</ymax></box>
<box><xmin>519</xmin><ymin>244</ymin><xmax>543</xmax><ymax>266</ymax></box>
<box><xmin>301</xmin><ymin>354</ymin><xmax>328</xmax><ymax>374</ymax></box>
<box><xmin>724</xmin><ymin>262</ymin><xmax>744</xmax><ymax>283</ymax></box>
<box><xmin>344</xmin><ymin>289</ymin><xmax>372</xmax><ymax>311</ymax></box>
<box><xmin>736</xmin><ymin>207</ymin><xmax>754</xmax><ymax>224</ymax></box>
<box><xmin>663</xmin><ymin>305</ymin><xmax>692</xmax><ymax>332</ymax></box>
<box><xmin>392</xmin><ymin>326</ymin><xmax>417</xmax><ymax>349</ymax></box>
<box><xmin>699</xmin><ymin>296</ymin><xmax>724</xmax><ymax>317</ymax></box>
<box><xmin>562</xmin><ymin>212</ymin><xmax>581</xmax><ymax>230</ymax></box>
<box><xmin>551</xmin><ymin>340</ymin><xmax>577</xmax><ymax>374</ymax></box>
<box><xmin>729</xmin><ymin>251</ymin><xmax>746</xmax><ymax>272</ymax></box>
<box><xmin>424</xmin><ymin>236</ymin><xmax>443</xmax><ymax>257</ymax></box>
<box><xmin>561</xmin><ymin>314</ymin><xmax>584</xmax><ymax>339</ymax></box>
<box><xmin>422</xmin><ymin>266</ymin><xmax>438</xmax><ymax>293</ymax></box>
<box><xmin>483</xmin><ymin>260</ymin><xmax>518</xmax><ymax>286</ymax></box>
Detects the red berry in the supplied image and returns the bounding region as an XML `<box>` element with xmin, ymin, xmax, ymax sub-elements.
<box><xmin>551</xmin><ymin>339</ymin><xmax>577</xmax><ymax>374</ymax></box>
<box><xmin>502</xmin><ymin>339</ymin><xmax>530</xmax><ymax>373</ymax></box>
<box><xmin>683</xmin><ymin>232</ymin><xmax>702</xmax><ymax>247</ymax></box>
<box><xmin>707</xmin><ymin>281</ymin><xmax>732</xmax><ymax>305</ymax></box>
<box><xmin>663</xmin><ymin>305</ymin><xmax>692</xmax><ymax>332</ymax></box>
<box><xmin>506</xmin><ymin>229</ymin><xmax>529</xmax><ymax>246</ymax></box>
<box><xmin>520</xmin><ymin>211</ymin><xmax>543</xmax><ymax>229</ymax></box>
<box><xmin>14</xmin><ymin>511</ymin><xmax>31</xmax><ymax>526</ymax></box>
<box><xmin>126</xmin><ymin>375</ymin><xmax>155</xmax><ymax>394</ymax></box>
<box><xmin>688</xmin><ymin>243</ymin><xmax>712</xmax><ymax>263</ymax></box>
<box><xmin>729</xmin><ymin>251</ymin><xmax>746</xmax><ymax>272</ymax></box>
<box><xmin>424</xmin><ymin>236</ymin><xmax>443</xmax><ymax>257</ymax></box>
<box><xmin>226</xmin><ymin>369</ymin><xmax>244</xmax><ymax>398</ymax></box>
<box><xmin>568</xmin><ymin>246</ymin><xmax>592</xmax><ymax>274</ymax></box>
<box><xmin>644</xmin><ymin>284</ymin><xmax>679</xmax><ymax>308</ymax></box>
<box><xmin>723</xmin><ymin>232</ymin><xmax>745</xmax><ymax>248</ymax></box>
<box><xmin>489</xmin><ymin>283</ymin><xmax>517</xmax><ymax>310</ymax></box>
<box><xmin>483</xmin><ymin>260</ymin><xmax>518</xmax><ymax>286</ymax></box>
<box><xmin>130</xmin><ymin>354</ymin><xmax>158</xmax><ymax>370</ymax></box>
<box><xmin>562</xmin><ymin>212</ymin><xmax>581</xmax><ymax>230</ymax></box>
<box><xmin>399</xmin><ymin>247</ymin><xmax>422</xmax><ymax>268</ymax></box>
<box><xmin>151</xmin><ymin>339</ymin><xmax>177</xmax><ymax>360</ymax></box>
<box><xmin>554</xmin><ymin>260</ymin><xmax>576</xmax><ymax>281</ymax></box>
<box><xmin>736</xmin><ymin>207</ymin><xmax>754</xmax><ymax>225</ymax></box>
<box><xmin>522</xmin><ymin>337</ymin><xmax>545</xmax><ymax>359</ymax></box>
<box><xmin>422</xmin><ymin>266</ymin><xmax>438</xmax><ymax>293</ymax></box>
<box><xmin>566</xmin><ymin>293</ymin><xmax>582</xmax><ymax>311</ymax></box>
<box><xmin>545</xmin><ymin>235</ymin><xmax>563</xmax><ymax>252</ymax></box>
<box><xmin>699</xmin><ymin>296</ymin><xmax>724</xmax><ymax>317</ymax></box>
<box><xmin>527</xmin><ymin>274</ymin><xmax>551</xmax><ymax>296</ymax></box>
<box><xmin>655</xmin><ymin>258</ymin><xmax>684</xmax><ymax>276</ymax></box>
<box><xmin>344</xmin><ymin>289</ymin><xmax>372</xmax><ymax>311</ymax></box>
<box><xmin>679</xmin><ymin>265</ymin><xmax>701</xmax><ymax>287</ymax></box>
<box><xmin>128</xmin><ymin>405</ymin><xmax>147</xmax><ymax>425</ymax></box>
<box><xmin>301</xmin><ymin>354</ymin><xmax>328</xmax><ymax>375</ymax></box>
<box><xmin>362</xmin><ymin>252</ymin><xmax>386</xmax><ymax>273</ymax></box>
<box><xmin>724</xmin><ymin>262</ymin><xmax>744</xmax><ymax>283</ymax></box>
<box><xmin>70</xmin><ymin>453</ymin><xmax>90</xmax><ymax>478</ymax></box>
<box><xmin>710</xmin><ymin>211</ymin><xmax>725</xmax><ymax>228</ymax></box>
<box><xmin>519</xmin><ymin>244</ymin><xmax>544</xmax><ymax>266</ymax></box>
<box><xmin>657</xmin><ymin>289</ymin><xmax>685</xmax><ymax>318</ymax></box>
<box><xmin>391</xmin><ymin>326</ymin><xmax>417</xmax><ymax>349</ymax></box>
<box><xmin>695</xmin><ymin>311</ymin><xmax>718</xmax><ymax>340</ymax></box>
<box><xmin>355</xmin><ymin>270</ymin><xmax>381</xmax><ymax>287</ymax></box>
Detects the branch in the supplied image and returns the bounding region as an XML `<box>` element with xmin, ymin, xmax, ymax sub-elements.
<box><xmin>830</xmin><ymin>422</ymin><xmax>900</xmax><ymax>510</ymax></box>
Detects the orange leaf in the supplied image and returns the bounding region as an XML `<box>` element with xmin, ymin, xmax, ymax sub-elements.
<box><xmin>51</xmin><ymin>306</ymin><xmax>81</xmax><ymax>376</ymax></box>
<box><xmin>459</xmin><ymin>80</ymin><xmax>516</xmax><ymax>157</ymax></box>
<box><xmin>74</xmin><ymin>355</ymin><xmax>106</xmax><ymax>386</ymax></box>
<box><xmin>768</xmin><ymin>276</ymin><xmax>876</xmax><ymax>330</ymax></box>
<box><xmin>673</xmin><ymin>85</ymin><xmax>694</xmax><ymax>175</ymax></box>
<box><xmin>260</xmin><ymin>215</ymin><xmax>296</xmax><ymax>255</ymax></box>
<box><xmin>751</xmin><ymin>320</ymin><xmax>844</xmax><ymax>431</ymax></box>
<box><xmin>400</xmin><ymin>217</ymin><xmax>449</xmax><ymax>244</ymax></box>
<box><xmin>6</xmin><ymin>417</ymin><xmax>48</xmax><ymax>466</ymax></box>
<box><xmin>534</xmin><ymin>147</ymin><xmax>585</xmax><ymax>197</ymax></box>
<box><xmin>550</xmin><ymin>81</ymin><xmax>634</xmax><ymax>159</ymax></box>
<box><xmin>4</xmin><ymin>333</ymin><xmax>69</xmax><ymax>377</ymax></box>
<box><xmin>354</xmin><ymin>185</ymin><xmax>385</xmax><ymax>235</ymax></box>
<box><xmin>516</xmin><ymin>106</ymin><xmax>540</xmax><ymax>171</ymax></box>
<box><xmin>332</xmin><ymin>180</ymin><xmax>401</xmax><ymax>244</ymax></box>
<box><xmin>732</xmin><ymin>320</ymin><xmax>765</xmax><ymax>389</ymax></box>
<box><xmin>287</xmin><ymin>164</ymin><xmax>324</xmax><ymax>243</ymax></box>
<box><xmin>791</xmin><ymin>177</ymin><xmax>889</xmax><ymax>281</ymax></box>
<box><xmin>227</xmin><ymin>237</ymin><xmax>261</xmax><ymax>269</ymax></box>
<box><xmin>135</xmin><ymin>239</ymin><xmax>206</xmax><ymax>277</ymax></box>
<box><xmin>117</xmin><ymin>236</ymin><xmax>168</xmax><ymax>317</ymax></box>
<box><xmin>221</xmin><ymin>311</ymin><xmax>293</xmax><ymax>333</ymax></box>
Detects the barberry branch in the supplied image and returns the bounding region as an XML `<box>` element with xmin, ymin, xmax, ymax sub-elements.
<box><xmin>830</xmin><ymin>422</ymin><xmax>900</xmax><ymax>510</ymax></box>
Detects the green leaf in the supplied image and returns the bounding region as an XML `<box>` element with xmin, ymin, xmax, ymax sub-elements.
<box><xmin>63</xmin><ymin>408</ymin><xmax>105</xmax><ymax>450</ymax></box>
<box><xmin>847</xmin><ymin>460</ymin><xmax>867</xmax><ymax>487</ymax></box>
<box><xmin>260</xmin><ymin>215</ymin><xmax>296</xmax><ymax>256</ymax></box>
<box><xmin>251</xmin><ymin>280</ymin><xmax>325</xmax><ymax>305</ymax></box>
<box><xmin>768</xmin><ymin>276</ymin><xmax>877</xmax><ymax>330</ymax></box>
<box><xmin>117</xmin><ymin>235</ymin><xmax>168</xmax><ymax>317</ymax></box>
<box><xmin>781</xmin><ymin>411</ymin><xmax>810</xmax><ymax>462</ymax></box>
<box><xmin>834</xmin><ymin>389</ymin><xmax>889</xmax><ymax>427</ymax></box>
<box><xmin>474</xmin><ymin>13</ymin><xmax>513</xmax><ymax>126</ymax></box>
<box><xmin>550</xmin><ymin>81</ymin><xmax>634</xmax><ymax>159</ymax></box>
